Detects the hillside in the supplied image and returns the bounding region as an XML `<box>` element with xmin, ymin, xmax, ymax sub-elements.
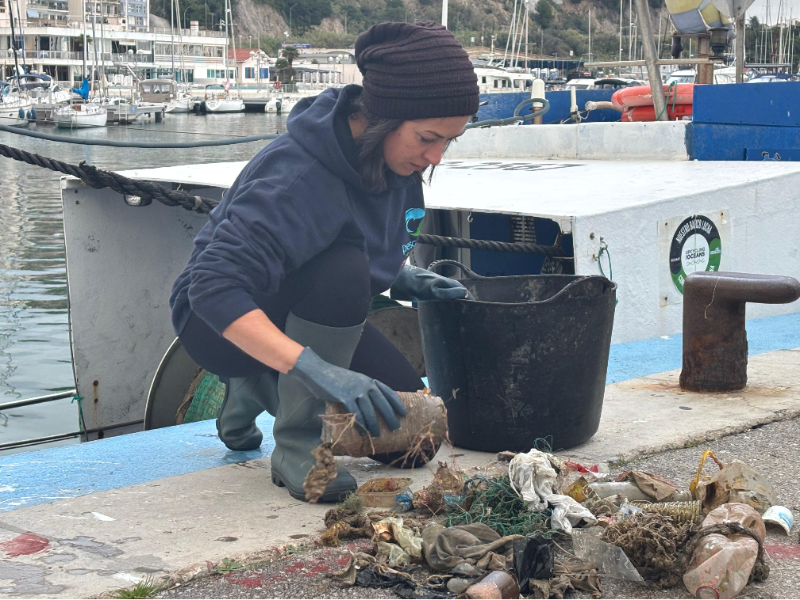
<box><xmin>151</xmin><ymin>0</ymin><xmax>667</xmax><ymax>61</ymax></box>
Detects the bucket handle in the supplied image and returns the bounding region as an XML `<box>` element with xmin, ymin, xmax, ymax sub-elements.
<box><xmin>427</xmin><ymin>259</ymin><xmax>488</xmax><ymax>280</ymax></box>
<box><xmin>536</xmin><ymin>275</ymin><xmax>615</xmax><ymax>305</ymax></box>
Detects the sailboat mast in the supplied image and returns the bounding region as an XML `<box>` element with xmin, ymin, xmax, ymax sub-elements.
<box><xmin>228</xmin><ymin>0</ymin><xmax>237</xmax><ymax>88</ymax></box>
<box><xmin>170</xmin><ymin>0</ymin><xmax>175</xmax><ymax>77</ymax></box>
<box><xmin>90</xmin><ymin>0</ymin><xmax>99</xmax><ymax>95</ymax></box>
<box><xmin>82</xmin><ymin>0</ymin><xmax>87</xmax><ymax>80</ymax></box>
<box><xmin>13</xmin><ymin>0</ymin><xmax>28</xmax><ymax>72</ymax></box>
<box><xmin>7</xmin><ymin>1</ymin><xmax>23</xmax><ymax>90</ymax></box>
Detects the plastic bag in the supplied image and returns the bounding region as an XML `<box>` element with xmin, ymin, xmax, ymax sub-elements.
<box><xmin>508</xmin><ymin>449</ymin><xmax>597</xmax><ymax>532</ymax></box>
<box><xmin>374</xmin><ymin>517</ymin><xmax>423</xmax><ymax>560</ymax></box>
<box><xmin>513</xmin><ymin>535</ymin><xmax>555</xmax><ymax>594</ymax></box>
<box><xmin>572</xmin><ymin>529</ymin><xmax>644</xmax><ymax>582</ymax></box>
<box><xmin>694</xmin><ymin>460</ymin><xmax>776</xmax><ymax>513</ymax></box>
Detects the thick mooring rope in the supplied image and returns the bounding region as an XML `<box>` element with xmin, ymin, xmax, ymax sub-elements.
<box><xmin>417</xmin><ymin>233</ymin><xmax>564</xmax><ymax>256</ymax></box>
<box><xmin>0</xmin><ymin>143</ymin><xmax>219</xmax><ymax>213</ymax></box>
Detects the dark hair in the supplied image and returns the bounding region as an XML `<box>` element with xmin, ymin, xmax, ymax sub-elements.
<box><xmin>346</xmin><ymin>94</ymin><xmax>403</xmax><ymax>193</ymax></box>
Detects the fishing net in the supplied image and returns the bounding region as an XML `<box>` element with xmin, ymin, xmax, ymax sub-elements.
<box><xmin>601</xmin><ymin>512</ymin><xmax>697</xmax><ymax>588</ymax></box>
<box><xmin>444</xmin><ymin>475</ymin><xmax>553</xmax><ymax>537</ymax></box>
<box><xmin>177</xmin><ymin>370</ymin><xmax>225</xmax><ymax>424</ymax></box>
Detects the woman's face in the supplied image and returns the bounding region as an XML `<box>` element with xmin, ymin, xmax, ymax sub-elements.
<box><xmin>382</xmin><ymin>115</ymin><xmax>471</xmax><ymax>176</ymax></box>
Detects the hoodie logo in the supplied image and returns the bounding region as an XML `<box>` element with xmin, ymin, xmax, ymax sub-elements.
<box><xmin>403</xmin><ymin>208</ymin><xmax>425</xmax><ymax>255</ymax></box>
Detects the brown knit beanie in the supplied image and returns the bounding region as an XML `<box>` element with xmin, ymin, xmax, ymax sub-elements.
<box><xmin>355</xmin><ymin>22</ymin><xmax>480</xmax><ymax>120</ymax></box>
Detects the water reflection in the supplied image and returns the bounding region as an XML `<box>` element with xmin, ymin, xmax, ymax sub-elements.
<box><xmin>0</xmin><ymin>112</ymin><xmax>287</xmax><ymax>452</ymax></box>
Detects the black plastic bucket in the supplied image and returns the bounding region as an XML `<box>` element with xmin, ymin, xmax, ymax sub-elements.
<box><xmin>418</xmin><ymin>261</ymin><xmax>617</xmax><ymax>452</ymax></box>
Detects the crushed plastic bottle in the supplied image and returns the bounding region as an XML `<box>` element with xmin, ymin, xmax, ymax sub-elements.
<box><xmin>683</xmin><ymin>503</ymin><xmax>766</xmax><ymax>599</ymax></box>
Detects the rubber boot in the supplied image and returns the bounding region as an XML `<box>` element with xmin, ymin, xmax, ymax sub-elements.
<box><xmin>216</xmin><ymin>373</ymin><xmax>279</xmax><ymax>451</ymax></box>
<box><xmin>271</xmin><ymin>312</ymin><xmax>363</xmax><ymax>502</ymax></box>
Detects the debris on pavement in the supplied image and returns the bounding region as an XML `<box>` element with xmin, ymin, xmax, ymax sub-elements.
<box><xmin>321</xmin><ymin>493</ymin><xmax>374</xmax><ymax>547</ymax></box>
<box><xmin>357</xmin><ymin>477</ymin><xmax>413</xmax><ymax>508</ymax></box>
<box><xmin>508</xmin><ymin>449</ymin><xmax>597</xmax><ymax>532</ymax></box>
<box><xmin>464</xmin><ymin>570</ymin><xmax>520</xmax><ymax>599</ymax></box>
<box><xmin>422</xmin><ymin>522</ymin><xmax>520</xmax><ymax>572</ymax></box>
<box><xmin>683</xmin><ymin>503</ymin><xmax>769</xmax><ymax>598</ymax></box>
<box><xmin>690</xmin><ymin>452</ymin><xmax>777</xmax><ymax>513</ymax></box>
<box><xmin>762</xmin><ymin>505</ymin><xmax>793</xmax><ymax>535</ymax></box>
<box><xmin>312</xmin><ymin>447</ymin><xmax>780</xmax><ymax>599</ymax></box>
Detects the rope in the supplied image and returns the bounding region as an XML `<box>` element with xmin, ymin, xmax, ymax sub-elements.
<box><xmin>655</xmin><ymin>81</ymin><xmax>678</xmax><ymax>121</ymax></box>
<box><xmin>597</xmin><ymin>240</ymin><xmax>613</xmax><ymax>280</ymax></box>
<box><xmin>0</xmin><ymin>143</ymin><xmax>220</xmax><ymax>213</ymax></box>
<box><xmin>0</xmin><ymin>123</ymin><xmax>280</xmax><ymax>148</ymax></box>
<box><xmin>417</xmin><ymin>233</ymin><xmax>565</xmax><ymax>256</ymax></box>
<box><xmin>71</xmin><ymin>394</ymin><xmax>86</xmax><ymax>435</ymax></box>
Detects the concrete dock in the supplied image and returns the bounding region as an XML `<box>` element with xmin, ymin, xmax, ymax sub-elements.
<box><xmin>2</xmin><ymin>312</ymin><xmax>800</xmax><ymax>598</ymax></box>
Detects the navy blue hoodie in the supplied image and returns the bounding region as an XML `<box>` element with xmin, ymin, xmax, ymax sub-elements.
<box><xmin>170</xmin><ymin>85</ymin><xmax>425</xmax><ymax>337</ymax></box>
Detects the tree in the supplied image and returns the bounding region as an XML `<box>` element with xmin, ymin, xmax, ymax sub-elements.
<box><xmin>384</xmin><ymin>0</ymin><xmax>406</xmax><ymax>22</ymax></box>
<box><xmin>275</xmin><ymin>57</ymin><xmax>289</xmax><ymax>82</ymax></box>
<box><xmin>534</xmin><ymin>0</ymin><xmax>554</xmax><ymax>29</ymax></box>
<box><xmin>749</xmin><ymin>15</ymin><xmax>760</xmax><ymax>28</ymax></box>
<box><xmin>282</xmin><ymin>44</ymin><xmax>299</xmax><ymax>76</ymax></box>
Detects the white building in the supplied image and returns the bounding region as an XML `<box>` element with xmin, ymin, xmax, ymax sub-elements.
<box><xmin>1</xmin><ymin>2</ymin><xmax>228</xmax><ymax>85</ymax></box>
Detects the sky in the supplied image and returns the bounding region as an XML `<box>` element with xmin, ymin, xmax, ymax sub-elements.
<box><xmin>747</xmin><ymin>0</ymin><xmax>800</xmax><ymax>23</ymax></box>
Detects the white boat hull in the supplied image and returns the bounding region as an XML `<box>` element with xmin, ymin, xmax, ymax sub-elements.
<box><xmin>205</xmin><ymin>98</ymin><xmax>245</xmax><ymax>113</ymax></box>
<box><xmin>54</xmin><ymin>105</ymin><xmax>108</xmax><ymax>129</ymax></box>
<box><xmin>0</xmin><ymin>101</ymin><xmax>33</xmax><ymax>127</ymax></box>
<box><xmin>165</xmin><ymin>98</ymin><xmax>194</xmax><ymax>113</ymax></box>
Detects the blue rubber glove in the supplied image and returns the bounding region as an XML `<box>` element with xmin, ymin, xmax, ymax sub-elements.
<box><xmin>390</xmin><ymin>264</ymin><xmax>473</xmax><ymax>302</ymax></box>
<box><xmin>289</xmin><ymin>348</ymin><xmax>407</xmax><ymax>437</ymax></box>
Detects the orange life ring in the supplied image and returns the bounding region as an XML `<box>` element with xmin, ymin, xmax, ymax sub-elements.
<box><xmin>621</xmin><ymin>103</ymin><xmax>694</xmax><ymax>122</ymax></box>
<box><xmin>611</xmin><ymin>84</ymin><xmax>694</xmax><ymax>110</ymax></box>
<box><xmin>273</xmin><ymin>80</ymin><xmax>282</xmax><ymax>90</ymax></box>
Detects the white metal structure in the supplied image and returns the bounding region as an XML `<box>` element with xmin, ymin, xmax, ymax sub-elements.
<box><xmin>60</xmin><ymin>120</ymin><xmax>800</xmax><ymax>440</ymax></box>
<box><xmin>53</xmin><ymin>103</ymin><xmax>108</xmax><ymax>128</ymax></box>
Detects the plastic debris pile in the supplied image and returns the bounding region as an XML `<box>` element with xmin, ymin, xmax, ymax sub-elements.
<box><xmin>323</xmin><ymin>449</ymin><xmax>787</xmax><ymax>599</ymax></box>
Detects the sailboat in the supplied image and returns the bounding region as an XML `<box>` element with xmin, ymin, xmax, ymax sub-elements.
<box><xmin>1</xmin><ymin>5</ymin><xmax>33</xmax><ymax>127</ymax></box>
<box><xmin>54</xmin><ymin>1</ymin><xmax>107</xmax><ymax>128</ymax></box>
<box><xmin>205</xmin><ymin>0</ymin><xmax>245</xmax><ymax>113</ymax></box>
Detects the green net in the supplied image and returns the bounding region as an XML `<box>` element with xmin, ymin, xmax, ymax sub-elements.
<box><xmin>445</xmin><ymin>475</ymin><xmax>554</xmax><ymax>538</ymax></box>
<box><xmin>183</xmin><ymin>372</ymin><xmax>226</xmax><ymax>423</ymax></box>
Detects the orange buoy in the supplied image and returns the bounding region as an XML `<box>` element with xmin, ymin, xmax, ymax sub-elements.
<box><xmin>611</xmin><ymin>84</ymin><xmax>694</xmax><ymax>110</ymax></box>
<box><xmin>621</xmin><ymin>103</ymin><xmax>693</xmax><ymax>122</ymax></box>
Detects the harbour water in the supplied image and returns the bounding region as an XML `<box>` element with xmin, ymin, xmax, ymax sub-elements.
<box><xmin>0</xmin><ymin>112</ymin><xmax>287</xmax><ymax>454</ymax></box>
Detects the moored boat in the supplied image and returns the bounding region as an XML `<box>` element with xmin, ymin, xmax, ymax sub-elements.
<box><xmin>53</xmin><ymin>102</ymin><xmax>108</xmax><ymax>128</ymax></box>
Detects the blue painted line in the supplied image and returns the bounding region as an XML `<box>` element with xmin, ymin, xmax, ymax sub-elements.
<box><xmin>0</xmin><ymin>414</ymin><xmax>274</xmax><ymax>513</ymax></box>
<box><xmin>2</xmin><ymin>311</ymin><xmax>799</xmax><ymax>513</ymax></box>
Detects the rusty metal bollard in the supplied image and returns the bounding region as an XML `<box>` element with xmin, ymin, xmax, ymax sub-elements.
<box><xmin>680</xmin><ymin>272</ymin><xmax>800</xmax><ymax>392</ymax></box>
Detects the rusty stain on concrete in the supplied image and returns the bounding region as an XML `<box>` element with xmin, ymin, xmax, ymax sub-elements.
<box><xmin>0</xmin><ymin>533</ymin><xmax>50</xmax><ymax>557</ymax></box>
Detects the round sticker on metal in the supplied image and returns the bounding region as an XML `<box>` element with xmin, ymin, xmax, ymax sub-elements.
<box><xmin>669</xmin><ymin>215</ymin><xmax>722</xmax><ymax>294</ymax></box>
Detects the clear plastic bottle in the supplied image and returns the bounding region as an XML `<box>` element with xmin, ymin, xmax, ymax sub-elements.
<box><xmin>683</xmin><ymin>503</ymin><xmax>765</xmax><ymax>599</ymax></box>
<box><xmin>683</xmin><ymin>533</ymin><xmax>759</xmax><ymax>598</ymax></box>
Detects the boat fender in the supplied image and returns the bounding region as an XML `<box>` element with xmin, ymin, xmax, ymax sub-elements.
<box><xmin>276</xmin><ymin>100</ymin><xmax>282</xmax><ymax>113</ymax></box>
<box><xmin>18</xmin><ymin>108</ymin><xmax>25</xmax><ymax>119</ymax></box>
<box><xmin>29</xmin><ymin>108</ymin><xmax>37</xmax><ymax>121</ymax></box>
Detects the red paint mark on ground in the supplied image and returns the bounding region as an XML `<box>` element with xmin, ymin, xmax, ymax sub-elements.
<box><xmin>765</xmin><ymin>544</ymin><xmax>800</xmax><ymax>560</ymax></box>
<box><xmin>308</xmin><ymin>563</ymin><xmax>330</xmax><ymax>575</ymax></box>
<box><xmin>268</xmin><ymin>575</ymin><xmax>287</xmax><ymax>584</ymax></box>
<box><xmin>224</xmin><ymin>574</ymin><xmax>264</xmax><ymax>588</ymax></box>
<box><xmin>0</xmin><ymin>533</ymin><xmax>49</xmax><ymax>557</ymax></box>
<box><xmin>335</xmin><ymin>555</ymin><xmax>352</xmax><ymax>567</ymax></box>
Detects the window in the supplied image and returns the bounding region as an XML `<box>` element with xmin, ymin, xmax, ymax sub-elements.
<box><xmin>481</xmin><ymin>76</ymin><xmax>486</xmax><ymax>83</ymax></box>
<box><xmin>493</xmin><ymin>79</ymin><xmax>498</xmax><ymax>88</ymax></box>
<box><xmin>245</xmin><ymin>67</ymin><xmax>254</xmax><ymax>78</ymax></box>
